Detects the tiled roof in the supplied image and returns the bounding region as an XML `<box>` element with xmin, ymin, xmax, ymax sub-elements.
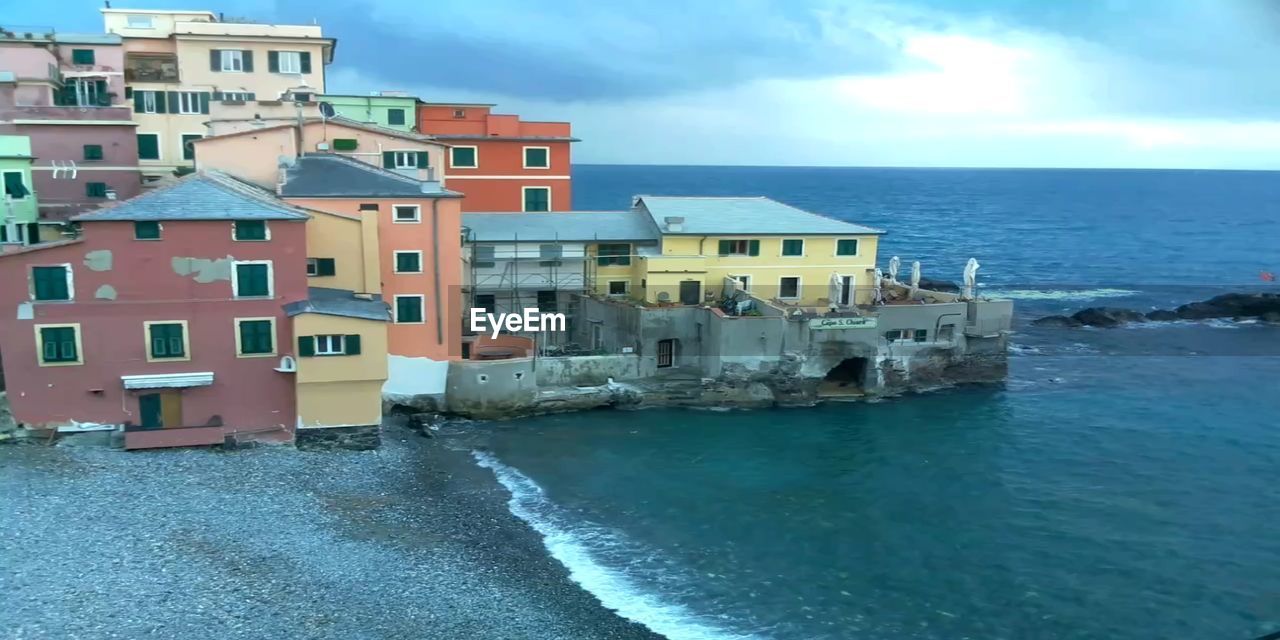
<box><xmin>74</xmin><ymin>171</ymin><xmax>310</xmax><ymax>222</ymax></box>
<box><xmin>279</xmin><ymin>154</ymin><xmax>461</xmax><ymax>198</ymax></box>
<box><xmin>635</xmin><ymin>196</ymin><xmax>884</xmax><ymax>236</ymax></box>
<box><xmin>463</xmin><ymin>211</ymin><xmax>658</xmax><ymax>243</ymax></box>
<box><xmin>284</xmin><ymin>287</ymin><xmax>390</xmax><ymax>322</ymax></box>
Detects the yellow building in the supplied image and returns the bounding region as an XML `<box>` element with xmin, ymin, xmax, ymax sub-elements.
<box><xmin>590</xmin><ymin>196</ymin><xmax>883</xmax><ymax>308</ymax></box>
<box><xmin>286</xmin><ymin>291</ymin><xmax>390</xmax><ymax>430</ymax></box>
<box><xmin>102</xmin><ymin>8</ymin><xmax>335</xmax><ymax>180</ymax></box>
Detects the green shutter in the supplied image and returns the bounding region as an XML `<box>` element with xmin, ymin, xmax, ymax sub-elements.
<box><xmin>72</xmin><ymin>49</ymin><xmax>95</xmax><ymax>65</ymax></box>
<box><xmin>525</xmin><ymin>147</ymin><xmax>548</xmax><ymax>167</ymax></box>
<box><xmin>210</xmin><ymin>49</ymin><xmax>220</xmax><ymax>71</ymax></box>
<box><xmin>95</xmin><ymin>80</ymin><xmax>110</xmax><ymax>106</ymax></box>
<box><xmin>3</xmin><ymin>172</ymin><xmax>28</xmax><ymax>198</ymax></box>
<box><xmin>298</xmin><ymin>336</ymin><xmax>315</xmax><ymax>357</ymax></box>
<box><xmin>134</xmin><ymin>221</ymin><xmax>161</xmax><ymax>240</ymax></box>
<box><xmin>718</xmin><ymin>240</ymin><xmax>732</xmax><ymax>256</ymax></box>
<box><xmin>239</xmin><ymin>320</ymin><xmax>274</xmax><ymax>354</ymax></box>
<box><xmin>149</xmin><ymin>323</ymin><xmax>185</xmax><ymax>358</ymax></box>
<box><xmin>268</xmin><ymin>51</ymin><xmax>279</xmax><ymax>72</ymax></box>
<box><xmin>388</xmin><ymin>108</ymin><xmax>406</xmax><ymax>126</ymax></box>
<box><xmin>234</xmin><ymin>220</ymin><xmax>267</xmax><ymax>241</ymax></box>
<box><xmin>32</xmin><ymin>266</ymin><xmax>69</xmax><ymax>301</ymax></box>
<box><xmin>748</xmin><ymin>240</ymin><xmax>760</xmax><ymax>256</ymax></box>
<box><xmin>40</xmin><ymin>327</ymin><xmax>78</xmax><ymax>363</ymax></box>
<box><xmin>333</xmin><ymin>138</ymin><xmax>358</xmax><ymax>151</ymax></box>
<box><xmin>241</xmin><ymin>50</ymin><xmax>254</xmax><ymax>72</ymax></box>
<box><xmin>344</xmin><ymin>334</ymin><xmax>361</xmax><ymax>355</ymax></box>
<box><xmin>396</xmin><ymin>297</ymin><xmax>422</xmax><ymax>323</ymax></box>
<box><xmin>83</xmin><ymin>144</ymin><xmax>103</xmax><ymax>161</ymax></box>
<box><xmin>782</xmin><ymin>239</ymin><xmax>803</xmax><ymax>256</ymax></box>
<box><xmin>300</xmin><ymin>52</ymin><xmax>312</xmax><ymax>74</ymax></box>
<box><xmin>317</xmin><ymin>258</ymin><xmax>336</xmax><ymax>276</ymax></box>
<box><xmin>452</xmin><ymin>147</ymin><xmax>475</xmax><ymax>167</ymax></box>
<box><xmin>154</xmin><ymin>91</ymin><xmax>166</xmax><ymax>113</ymax></box>
<box><xmin>382</xmin><ymin>151</ymin><xmax>395</xmax><ymax>169</ymax></box>
<box><xmin>396</xmin><ymin>252</ymin><xmax>419</xmax><ymax>272</ymax></box>
<box><xmin>199</xmin><ymin>92</ymin><xmax>210</xmax><ymax>114</ymax></box>
<box><xmin>416</xmin><ymin>151</ymin><xmax>429</xmax><ymax>168</ymax></box>
<box><xmin>837</xmin><ymin>239</ymin><xmax>858</xmax><ymax>256</ymax></box>
<box><xmin>137</xmin><ymin>134</ymin><xmax>159</xmax><ymax>160</ymax></box>
<box><xmin>133</xmin><ymin>91</ymin><xmax>144</xmax><ymax>113</ymax></box>
<box><xmin>86</xmin><ymin>182</ymin><xmax>107</xmax><ymax>198</ymax></box>
<box><xmin>235</xmin><ymin>263</ymin><xmax>269</xmax><ymax>297</ymax></box>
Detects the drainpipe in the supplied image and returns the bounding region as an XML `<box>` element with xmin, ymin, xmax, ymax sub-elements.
<box><xmin>432</xmin><ymin>199</ymin><xmax>443</xmax><ymax>346</ymax></box>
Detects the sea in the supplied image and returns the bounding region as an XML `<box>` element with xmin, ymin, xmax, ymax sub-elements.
<box><xmin>459</xmin><ymin>166</ymin><xmax>1280</xmax><ymax>639</ymax></box>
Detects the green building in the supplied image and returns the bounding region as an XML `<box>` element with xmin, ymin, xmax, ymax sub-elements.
<box><xmin>318</xmin><ymin>93</ymin><xmax>419</xmax><ymax>132</ymax></box>
<box><xmin>0</xmin><ymin>135</ymin><xmax>38</xmax><ymax>245</ymax></box>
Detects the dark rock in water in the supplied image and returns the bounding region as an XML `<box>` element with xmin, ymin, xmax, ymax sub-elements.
<box><xmin>918</xmin><ymin>278</ymin><xmax>960</xmax><ymax>293</ymax></box>
<box><xmin>1175</xmin><ymin>293</ymin><xmax>1280</xmax><ymax>320</ymax></box>
<box><xmin>1071</xmin><ymin>307</ymin><xmax>1148</xmax><ymax>328</ymax></box>
<box><xmin>1031</xmin><ymin>315</ymin><xmax>1083</xmax><ymax>328</ymax></box>
<box><xmin>1262</xmin><ymin>311</ymin><xmax>1280</xmax><ymax>324</ymax></box>
<box><xmin>1145</xmin><ymin>309</ymin><xmax>1179</xmax><ymax>321</ymax></box>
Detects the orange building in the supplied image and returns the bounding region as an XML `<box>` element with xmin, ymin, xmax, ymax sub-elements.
<box><xmin>416</xmin><ymin>102</ymin><xmax>577</xmax><ymax>212</ymax></box>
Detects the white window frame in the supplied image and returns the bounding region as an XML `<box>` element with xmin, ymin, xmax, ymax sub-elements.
<box><xmin>778</xmin><ymin>276</ymin><xmax>802</xmax><ymax>300</ymax></box>
<box><xmin>126</xmin><ymin>15</ymin><xmax>154</xmax><ymax>29</ymax></box>
<box><xmin>450</xmin><ymin>145</ymin><xmax>478</xmax><ymax>168</ymax></box>
<box><xmin>607</xmin><ymin>280</ymin><xmax>629</xmax><ymax>296</ymax></box>
<box><xmin>393</xmin><ymin>250</ymin><xmax>423</xmax><ymax>273</ymax></box>
<box><xmin>521</xmin><ymin>186</ymin><xmax>552</xmax><ymax>212</ymax></box>
<box><xmin>140</xmin><ymin>91</ymin><xmax>157</xmax><ymax>114</ymax></box>
<box><xmin>231</xmin><ymin>260</ymin><xmax>274</xmax><ymax>299</ymax></box>
<box><xmin>393</xmin><ymin>294</ymin><xmax>425</xmax><ymax>324</ymax></box>
<box><xmin>729</xmin><ymin>274</ymin><xmax>751</xmax><ymax>291</ymax></box>
<box><xmin>392</xmin><ymin>204</ymin><xmax>421</xmax><ymax>224</ymax></box>
<box><xmin>220</xmin><ymin>49</ymin><xmax>244</xmax><ymax>72</ymax></box>
<box><xmin>305</xmin><ymin>258</ymin><xmax>319</xmax><ymax>276</ymax></box>
<box><xmin>834</xmin><ymin>238</ymin><xmax>860</xmax><ymax>257</ymax></box>
<box><xmin>176</xmin><ymin>91</ymin><xmax>201</xmax><ymax>115</ymax></box>
<box><xmin>522</xmin><ymin>146</ymin><xmax>551</xmax><ymax>169</ymax></box>
<box><xmin>277</xmin><ymin>50</ymin><xmax>302</xmax><ymax>74</ymax></box>
<box><xmin>393</xmin><ymin>151</ymin><xmax>418</xmax><ymax>169</ymax></box>
<box><xmin>315</xmin><ymin>334</ymin><xmax>345</xmax><ymax>356</ymax></box>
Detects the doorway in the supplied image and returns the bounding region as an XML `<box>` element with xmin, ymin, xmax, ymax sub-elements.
<box><xmin>817</xmin><ymin>357</ymin><xmax>869</xmax><ymax>397</ymax></box>
<box><xmin>839</xmin><ymin>275</ymin><xmax>854</xmax><ymax>306</ymax></box>
<box><xmin>678</xmin><ymin>280</ymin><xmax>701</xmax><ymax>305</ymax></box>
<box><xmin>139</xmin><ymin>391</ymin><xmax>183</xmax><ymax>429</ymax></box>
<box><xmin>657</xmin><ymin>339</ymin><xmax>676</xmax><ymax>368</ymax></box>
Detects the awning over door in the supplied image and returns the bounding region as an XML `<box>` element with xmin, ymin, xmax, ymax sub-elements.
<box><xmin>121</xmin><ymin>372</ymin><xmax>215</xmax><ymax>390</ymax></box>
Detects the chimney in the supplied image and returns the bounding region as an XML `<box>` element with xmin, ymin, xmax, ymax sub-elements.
<box><xmin>664</xmin><ymin>216</ymin><xmax>684</xmax><ymax>232</ymax></box>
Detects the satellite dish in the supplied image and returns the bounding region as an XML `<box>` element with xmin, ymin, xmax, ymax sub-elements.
<box><xmin>318</xmin><ymin>102</ymin><xmax>336</xmax><ymax>119</ymax></box>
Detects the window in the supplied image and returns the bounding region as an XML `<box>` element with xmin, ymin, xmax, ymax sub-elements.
<box><xmin>450</xmin><ymin>146</ymin><xmax>477</xmax><ymax>168</ymax></box>
<box><xmin>138</xmin><ymin>90</ymin><xmax>159</xmax><ymax>114</ymax></box>
<box><xmin>914</xmin><ymin>329</ymin><xmax>929</xmax><ymax>342</ymax></box>
<box><xmin>277</xmin><ymin>51</ymin><xmax>301</xmax><ymax>73</ymax></box>
<box><xmin>56</xmin><ymin>78</ymin><xmax>108</xmax><ymax>107</ymax></box>
<box><xmin>538</xmin><ymin>243</ymin><xmax>562</xmax><ymax>267</ymax></box>
<box><xmin>536</xmin><ymin>290</ymin><xmax>558</xmax><ymax>313</ymax></box>
<box><xmin>395</xmin><ymin>152</ymin><xmax>417</xmax><ymax>168</ymax></box>
<box><xmin>332</xmin><ymin>138</ymin><xmax>358</xmax><ymax>151</ymax></box>
<box><xmin>718</xmin><ymin>239</ymin><xmax>759</xmax><ymax>256</ymax></box>
<box><xmin>126</xmin><ymin>15</ymin><xmax>153</xmax><ymax>28</ymax></box>
<box><xmin>176</xmin><ymin>91</ymin><xmax>201</xmax><ymax>114</ymax></box>
<box><xmin>71</xmin><ymin>49</ymin><xmax>95</xmax><ymax>65</ymax></box>
<box><xmin>233</xmin><ymin>220</ymin><xmax>267</xmax><ymax>241</ymax></box>
<box><xmin>394</xmin><ymin>251</ymin><xmax>422</xmax><ymax>273</ymax></box>
<box><xmin>779</xmin><ymin>277</ymin><xmax>800</xmax><ymax>299</ymax></box>
<box><xmin>316</xmin><ymin>335</ymin><xmax>345</xmax><ymax>355</ymax></box>
<box><xmin>37</xmin><ymin>325</ymin><xmax>81</xmax><ymax>365</ymax></box>
<box><xmin>387</xmin><ymin>108</ymin><xmax>406</xmax><ymax>126</ymax></box>
<box><xmin>395</xmin><ymin>295</ymin><xmax>424</xmax><ymax>323</ymax></box>
<box><xmin>134</xmin><ymin>221</ymin><xmax>161</xmax><ymax>240</ymax></box>
<box><xmin>32</xmin><ymin>266</ymin><xmax>71</xmax><ymax>301</ymax></box>
<box><xmin>291</xmin><ymin>92</ymin><xmax>312</xmax><ymax>103</ymax></box>
<box><xmin>781</xmin><ymin>239</ymin><xmax>804</xmax><ymax>256</ymax></box>
<box><xmin>523</xmin><ymin>146</ymin><xmax>549</xmax><ymax>169</ymax></box>
<box><xmin>836</xmin><ymin>239</ymin><xmax>859</xmax><ymax>256</ymax></box>
<box><xmin>86</xmin><ymin>182</ymin><xmax>108</xmax><ymax>198</ymax></box>
<box><xmin>453</xmin><ymin>109</ymin><xmax>466</xmax><ymax>118</ymax></box>
<box><xmin>523</xmin><ymin>187</ymin><xmax>551</xmax><ymax>212</ymax></box>
<box><xmin>233</xmin><ymin>262</ymin><xmax>271</xmax><ymax>298</ymax></box>
<box><xmin>472</xmin><ymin>245</ymin><xmax>495</xmax><ymax>268</ymax></box>
<box><xmin>3</xmin><ymin>171</ymin><xmax>29</xmax><ymax>199</ymax></box>
<box><xmin>137</xmin><ymin>133</ymin><xmax>160</xmax><ymax>160</ymax></box>
<box><xmin>608</xmin><ymin>281</ymin><xmax>628</xmax><ymax>296</ymax></box>
<box><xmin>236</xmin><ymin>319</ymin><xmax>275</xmax><ymax>356</ymax></box>
<box><xmin>83</xmin><ymin>144</ymin><xmax>103</xmax><ymax>161</ymax></box>
<box><xmin>358</xmin><ymin>203</ymin><xmax>379</xmax><ymax>212</ymax></box>
<box><xmin>393</xmin><ymin>205</ymin><xmax>420</xmax><ymax>223</ymax></box>
<box><xmin>298</xmin><ymin>334</ymin><xmax>361</xmax><ymax>357</ymax></box>
<box><xmin>219</xmin><ymin>49</ymin><xmax>245</xmax><ymax>72</ymax></box>
<box><xmin>383</xmin><ymin>151</ymin><xmax>427</xmax><ymax>170</ymax></box>
<box><xmin>182</xmin><ymin>134</ymin><xmax>202</xmax><ymax>161</ymax></box>
<box><xmin>730</xmin><ymin>275</ymin><xmax>751</xmax><ymax>291</ymax></box>
<box><xmin>306</xmin><ymin>258</ymin><xmax>335</xmax><ymax>277</ymax></box>
<box><xmin>147</xmin><ymin>322</ymin><xmax>187</xmax><ymax>360</ymax></box>
<box><xmin>596</xmin><ymin>243</ymin><xmax>631</xmax><ymax>266</ymax></box>
<box><xmin>475</xmin><ymin>294</ymin><xmax>496</xmax><ymax>314</ymax></box>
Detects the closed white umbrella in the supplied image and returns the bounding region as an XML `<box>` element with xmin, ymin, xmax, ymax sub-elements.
<box><xmin>963</xmin><ymin>258</ymin><xmax>980</xmax><ymax>300</ymax></box>
<box><xmin>888</xmin><ymin>256</ymin><xmax>901</xmax><ymax>283</ymax></box>
<box><xmin>873</xmin><ymin>267</ymin><xmax>885</xmax><ymax>305</ymax></box>
<box><xmin>910</xmin><ymin>261</ymin><xmax>921</xmax><ymax>298</ymax></box>
<box><xmin>828</xmin><ymin>272</ymin><xmax>842</xmax><ymax>308</ymax></box>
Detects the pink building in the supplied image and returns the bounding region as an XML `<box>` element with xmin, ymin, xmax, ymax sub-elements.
<box><xmin>0</xmin><ymin>30</ymin><xmax>141</xmax><ymax>229</ymax></box>
<box><xmin>0</xmin><ymin>172</ymin><xmax>310</xmax><ymax>446</ymax></box>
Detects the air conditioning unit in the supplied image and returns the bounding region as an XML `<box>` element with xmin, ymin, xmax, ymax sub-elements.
<box><xmin>315</xmin><ymin>142</ymin><xmax>330</xmax><ymax>151</ymax></box>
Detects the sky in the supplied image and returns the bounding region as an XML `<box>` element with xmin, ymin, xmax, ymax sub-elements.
<box><xmin>8</xmin><ymin>0</ymin><xmax>1280</xmax><ymax>169</ymax></box>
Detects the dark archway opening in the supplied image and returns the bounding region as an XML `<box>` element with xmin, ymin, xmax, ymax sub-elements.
<box><xmin>818</xmin><ymin>357</ymin><xmax>869</xmax><ymax>397</ymax></box>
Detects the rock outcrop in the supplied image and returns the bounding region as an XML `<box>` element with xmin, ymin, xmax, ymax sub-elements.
<box><xmin>1035</xmin><ymin>292</ymin><xmax>1280</xmax><ymax>328</ymax></box>
<box><xmin>1070</xmin><ymin>307</ymin><xmax>1148</xmax><ymax>328</ymax></box>
<box><xmin>1031</xmin><ymin>315</ymin><xmax>1083</xmax><ymax>328</ymax></box>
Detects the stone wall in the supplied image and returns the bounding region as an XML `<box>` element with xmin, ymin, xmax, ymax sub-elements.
<box><xmin>294</xmin><ymin>425</ymin><xmax>381</xmax><ymax>451</ymax></box>
<box><xmin>445</xmin><ymin>357</ymin><xmax>538</xmax><ymax>418</ymax></box>
<box><xmin>535</xmin><ymin>354</ymin><xmax>644</xmax><ymax>387</ymax></box>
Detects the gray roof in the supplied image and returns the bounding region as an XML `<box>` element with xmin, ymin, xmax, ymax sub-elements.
<box><xmin>284</xmin><ymin>288</ymin><xmax>390</xmax><ymax>322</ymax></box>
<box><xmin>279</xmin><ymin>154</ymin><xmax>462</xmax><ymax>198</ymax></box>
<box><xmin>463</xmin><ymin>211</ymin><xmax>658</xmax><ymax>243</ymax></box>
<box><xmin>53</xmin><ymin>33</ymin><xmax>122</xmax><ymax>45</ymax></box>
<box><xmin>74</xmin><ymin>171</ymin><xmax>310</xmax><ymax>222</ymax></box>
<box><xmin>635</xmin><ymin>196</ymin><xmax>884</xmax><ymax>236</ymax></box>
<box><xmin>433</xmin><ymin>134</ymin><xmax>580</xmax><ymax>142</ymax></box>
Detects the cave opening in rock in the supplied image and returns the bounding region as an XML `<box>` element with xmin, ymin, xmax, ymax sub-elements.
<box><xmin>818</xmin><ymin>357</ymin><xmax>869</xmax><ymax>397</ymax></box>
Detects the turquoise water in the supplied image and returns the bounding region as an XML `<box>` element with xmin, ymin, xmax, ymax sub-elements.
<box><xmin>463</xmin><ymin>167</ymin><xmax>1280</xmax><ymax>639</ymax></box>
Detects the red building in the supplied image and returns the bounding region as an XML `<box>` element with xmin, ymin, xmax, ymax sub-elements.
<box><xmin>0</xmin><ymin>172</ymin><xmax>309</xmax><ymax>447</ymax></box>
<box><xmin>417</xmin><ymin>102</ymin><xmax>577</xmax><ymax>212</ymax></box>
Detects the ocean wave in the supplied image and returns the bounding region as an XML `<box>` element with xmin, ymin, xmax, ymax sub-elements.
<box><xmin>472</xmin><ymin>451</ymin><xmax>756</xmax><ymax>640</ymax></box>
<box><xmin>993</xmin><ymin>288</ymin><xmax>1140</xmax><ymax>301</ymax></box>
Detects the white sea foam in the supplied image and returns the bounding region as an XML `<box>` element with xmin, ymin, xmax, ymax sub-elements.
<box><xmin>993</xmin><ymin>288</ymin><xmax>1139</xmax><ymax>301</ymax></box>
<box><xmin>472</xmin><ymin>450</ymin><xmax>757</xmax><ymax>640</ymax></box>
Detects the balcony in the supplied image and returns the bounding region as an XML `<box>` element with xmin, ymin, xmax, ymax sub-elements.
<box><xmin>0</xmin><ymin>104</ymin><xmax>133</xmax><ymax>121</ymax></box>
<box><xmin>124</xmin><ymin>54</ymin><xmax>179</xmax><ymax>83</ymax></box>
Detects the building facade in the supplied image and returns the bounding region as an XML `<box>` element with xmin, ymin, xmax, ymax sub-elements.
<box><xmin>319</xmin><ymin>92</ymin><xmax>419</xmax><ymax>132</ymax></box>
<box><xmin>102</xmin><ymin>8</ymin><xmax>334</xmax><ymax>179</ymax></box>
<box><xmin>0</xmin><ymin>30</ymin><xmax>142</xmax><ymax>226</ymax></box>
<box><xmin>417</xmin><ymin>102</ymin><xmax>576</xmax><ymax>212</ymax></box>
<box><xmin>0</xmin><ymin>135</ymin><xmax>38</xmax><ymax>245</ymax></box>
